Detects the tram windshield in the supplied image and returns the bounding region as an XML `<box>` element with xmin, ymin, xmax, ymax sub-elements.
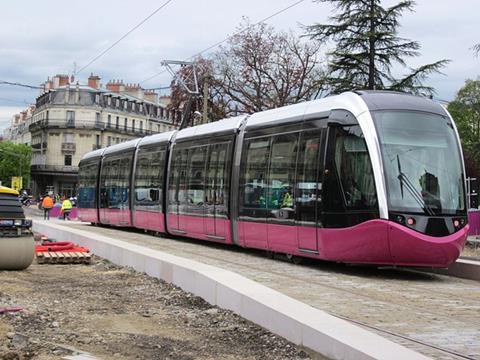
<box><xmin>374</xmin><ymin>111</ymin><xmax>465</xmax><ymax>215</ymax></box>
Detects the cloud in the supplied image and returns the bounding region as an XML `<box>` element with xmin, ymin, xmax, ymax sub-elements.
<box><xmin>0</xmin><ymin>106</ymin><xmax>24</xmax><ymax>132</ymax></box>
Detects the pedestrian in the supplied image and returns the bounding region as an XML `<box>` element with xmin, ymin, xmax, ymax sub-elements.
<box><xmin>41</xmin><ymin>193</ymin><xmax>54</xmax><ymax>220</ymax></box>
<box><xmin>61</xmin><ymin>197</ymin><xmax>73</xmax><ymax>220</ymax></box>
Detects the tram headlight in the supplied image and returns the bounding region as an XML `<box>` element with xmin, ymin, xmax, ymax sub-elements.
<box><xmin>14</xmin><ymin>219</ymin><xmax>22</xmax><ymax>226</ymax></box>
<box><xmin>395</xmin><ymin>215</ymin><xmax>405</xmax><ymax>224</ymax></box>
<box><xmin>406</xmin><ymin>217</ymin><xmax>416</xmax><ymax>226</ymax></box>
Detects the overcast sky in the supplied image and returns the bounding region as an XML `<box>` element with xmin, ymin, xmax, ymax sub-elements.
<box><xmin>1</xmin><ymin>0</ymin><xmax>478</xmax><ymax>131</ymax></box>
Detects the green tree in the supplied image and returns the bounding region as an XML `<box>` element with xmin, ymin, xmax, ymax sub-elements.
<box><xmin>448</xmin><ymin>79</ymin><xmax>480</xmax><ymax>177</ymax></box>
<box><xmin>0</xmin><ymin>142</ymin><xmax>32</xmax><ymax>188</ymax></box>
<box><xmin>306</xmin><ymin>0</ymin><xmax>449</xmax><ymax>95</ymax></box>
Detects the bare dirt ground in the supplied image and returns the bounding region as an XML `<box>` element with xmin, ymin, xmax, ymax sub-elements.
<box><xmin>0</xmin><ymin>257</ymin><xmax>314</xmax><ymax>360</ymax></box>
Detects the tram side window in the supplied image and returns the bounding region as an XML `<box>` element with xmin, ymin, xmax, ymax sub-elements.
<box><xmin>268</xmin><ymin>133</ymin><xmax>299</xmax><ymax>210</ymax></box>
<box><xmin>78</xmin><ymin>162</ymin><xmax>98</xmax><ymax>209</ymax></box>
<box><xmin>296</xmin><ymin>131</ymin><xmax>322</xmax><ymax>224</ymax></box>
<box><xmin>240</xmin><ymin>138</ymin><xmax>271</xmax><ymax>208</ymax></box>
<box><xmin>187</xmin><ymin>146</ymin><xmax>207</xmax><ymax>207</ymax></box>
<box><xmin>134</xmin><ymin>148</ymin><xmax>165</xmax><ymax>211</ymax></box>
<box><xmin>106</xmin><ymin>159</ymin><xmax>120</xmax><ymax>208</ymax></box>
<box><xmin>119</xmin><ymin>157</ymin><xmax>131</xmax><ymax>208</ymax></box>
<box><xmin>168</xmin><ymin>147</ymin><xmax>188</xmax><ymax>212</ymax></box>
<box><xmin>334</xmin><ymin>126</ymin><xmax>377</xmax><ymax>210</ymax></box>
<box><xmin>205</xmin><ymin>142</ymin><xmax>230</xmax><ymax>212</ymax></box>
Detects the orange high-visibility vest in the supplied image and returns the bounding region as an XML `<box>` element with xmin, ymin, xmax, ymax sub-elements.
<box><xmin>42</xmin><ymin>196</ymin><xmax>54</xmax><ymax>209</ymax></box>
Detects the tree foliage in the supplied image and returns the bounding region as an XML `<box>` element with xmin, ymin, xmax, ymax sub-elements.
<box><xmin>448</xmin><ymin>79</ymin><xmax>480</xmax><ymax>177</ymax></box>
<box><xmin>305</xmin><ymin>0</ymin><xmax>449</xmax><ymax>95</ymax></box>
<box><xmin>0</xmin><ymin>141</ymin><xmax>31</xmax><ymax>188</ymax></box>
<box><xmin>168</xmin><ymin>20</ymin><xmax>327</xmax><ymax>125</ymax></box>
<box><xmin>213</xmin><ymin>21</ymin><xmax>326</xmax><ymax>116</ymax></box>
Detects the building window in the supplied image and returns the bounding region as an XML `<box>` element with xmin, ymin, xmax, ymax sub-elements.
<box><xmin>132</xmin><ymin>120</ymin><xmax>135</xmax><ymax>131</ymax></box>
<box><xmin>140</xmin><ymin>121</ymin><xmax>143</xmax><ymax>132</ymax></box>
<box><xmin>108</xmin><ymin>136</ymin><xmax>112</xmax><ymax>146</ymax></box>
<box><xmin>124</xmin><ymin>100</ymin><xmax>127</xmax><ymax>110</ymax></box>
<box><xmin>139</xmin><ymin>104</ymin><xmax>143</xmax><ymax>113</ymax></box>
<box><xmin>116</xmin><ymin>98</ymin><xmax>120</xmax><ymax>107</ymax></box>
<box><xmin>96</xmin><ymin>134</ymin><xmax>100</xmax><ymax>146</ymax></box>
<box><xmin>107</xmin><ymin>97</ymin><xmax>111</xmax><ymax>106</ymax></box>
<box><xmin>46</xmin><ymin>110</ymin><xmax>49</xmax><ymax>120</ymax></box>
<box><xmin>64</xmin><ymin>154</ymin><xmax>72</xmax><ymax>166</ymax></box>
<box><xmin>95</xmin><ymin>94</ymin><xmax>100</xmax><ymax>104</ymax></box>
<box><xmin>124</xmin><ymin>118</ymin><xmax>128</xmax><ymax>131</ymax></box>
<box><xmin>116</xmin><ymin>116</ymin><xmax>119</xmax><ymax>129</ymax></box>
<box><xmin>132</xmin><ymin>103</ymin><xmax>136</xmax><ymax>112</ymax></box>
<box><xmin>66</xmin><ymin>111</ymin><xmax>75</xmax><ymax>127</ymax></box>
<box><xmin>107</xmin><ymin>114</ymin><xmax>111</xmax><ymax>128</ymax></box>
<box><xmin>95</xmin><ymin>112</ymin><xmax>101</xmax><ymax>127</ymax></box>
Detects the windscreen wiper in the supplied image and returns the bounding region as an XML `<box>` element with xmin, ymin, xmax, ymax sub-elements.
<box><xmin>396</xmin><ymin>155</ymin><xmax>435</xmax><ymax>216</ymax></box>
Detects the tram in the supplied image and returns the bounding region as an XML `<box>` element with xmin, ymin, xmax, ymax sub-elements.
<box><xmin>78</xmin><ymin>91</ymin><xmax>468</xmax><ymax>267</ymax></box>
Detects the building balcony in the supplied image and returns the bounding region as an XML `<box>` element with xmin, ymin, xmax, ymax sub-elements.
<box><xmin>61</xmin><ymin>142</ymin><xmax>76</xmax><ymax>152</ymax></box>
<box><xmin>29</xmin><ymin>118</ymin><xmax>166</xmax><ymax>136</ymax></box>
<box><xmin>31</xmin><ymin>164</ymin><xmax>79</xmax><ymax>175</ymax></box>
<box><xmin>31</xmin><ymin>142</ymin><xmax>47</xmax><ymax>149</ymax></box>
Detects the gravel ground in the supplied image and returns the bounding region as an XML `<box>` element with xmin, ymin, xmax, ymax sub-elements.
<box><xmin>462</xmin><ymin>242</ymin><xmax>480</xmax><ymax>258</ymax></box>
<box><xmin>0</xmin><ymin>257</ymin><xmax>315</xmax><ymax>360</ymax></box>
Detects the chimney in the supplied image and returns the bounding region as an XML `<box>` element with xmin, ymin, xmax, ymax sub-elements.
<box><xmin>106</xmin><ymin>79</ymin><xmax>124</xmax><ymax>93</ymax></box>
<box><xmin>88</xmin><ymin>73</ymin><xmax>101</xmax><ymax>89</ymax></box>
<box><xmin>58</xmin><ymin>74</ymin><xmax>69</xmax><ymax>86</ymax></box>
<box><xmin>144</xmin><ymin>89</ymin><xmax>158</xmax><ymax>104</ymax></box>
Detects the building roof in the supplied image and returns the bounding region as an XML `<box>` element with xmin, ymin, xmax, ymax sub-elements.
<box><xmin>41</xmin><ymin>85</ymin><xmax>166</xmax><ymax>107</ymax></box>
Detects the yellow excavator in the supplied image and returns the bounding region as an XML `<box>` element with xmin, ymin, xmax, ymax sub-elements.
<box><xmin>0</xmin><ymin>186</ymin><xmax>34</xmax><ymax>270</ymax></box>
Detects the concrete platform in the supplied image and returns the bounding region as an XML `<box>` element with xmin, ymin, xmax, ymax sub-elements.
<box><xmin>424</xmin><ymin>258</ymin><xmax>480</xmax><ymax>281</ymax></box>
<box><xmin>33</xmin><ymin>220</ymin><xmax>430</xmax><ymax>360</ymax></box>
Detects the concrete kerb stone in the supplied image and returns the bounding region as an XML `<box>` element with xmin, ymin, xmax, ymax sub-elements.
<box><xmin>32</xmin><ymin>220</ymin><xmax>430</xmax><ymax>360</ymax></box>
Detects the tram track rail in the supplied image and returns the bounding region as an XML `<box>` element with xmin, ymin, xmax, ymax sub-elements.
<box><xmin>330</xmin><ymin>313</ymin><xmax>478</xmax><ymax>360</ymax></box>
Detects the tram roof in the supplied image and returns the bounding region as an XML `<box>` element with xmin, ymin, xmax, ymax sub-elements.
<box><xmin>353</xmin><ymin>90</ymin><xmax>448</xmax><ymax>116</ymax></box>
<box><xmin>80</xmin><ymin>148</ymin><xmax>105</xmax><ymax>162</ymax></box>
<box><xmin>245</xmin><ymin>91</ymin><xmax>447</xmax><ymax>130</ymax></box>
<box><xmin>138</xmin><ymin>131</ymin><xmax>176</xmax><ymax>148</ymax></box>
<box><xmin>103</xmin><ymin>138</ymin><xmax>141</xmax><ymax>156</ymax></box>
<box><xmin>175</xmin><ymin>115</ymin><xmax>247</xmax><ymax>141</ymax></box>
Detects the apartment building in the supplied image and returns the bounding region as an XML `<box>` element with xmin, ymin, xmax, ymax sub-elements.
<box><xmin>29</xmin><ymin>74</ymin><xmax>178</xmax><ymax>197</ymax></box>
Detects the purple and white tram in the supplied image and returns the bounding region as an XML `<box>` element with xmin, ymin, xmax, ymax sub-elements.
<box><xmin>78</xmin><ymin>91</ymin><xmax>469</xmax><ymax>267</ymax></box>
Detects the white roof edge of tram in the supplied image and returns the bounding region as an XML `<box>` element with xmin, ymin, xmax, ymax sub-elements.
<box><xmin>103</xmin><ymin>138</ymin><xmax>142</xmax><ymax>156</ymax></box>
<box><xmin>80</xmin><ymin>148</ymin><xmax>105</xmax><ymax>162</ymax></box>
<box><xmin>138</xmin><ymin>130</ymin><xmax>176</xmax><ymax>148</ymax></box>
<box><xmin>175</xmin><ymin>115</ymin><xmax>247</xmax><ymax>141</ymax></box>
<box><xmin>245</xmin><ymin>92</ymin><xmax>366</xmax><ymax>129</ymax></box>
<box><xmin>305</xmin><ymin>92</ymin><xmax>369</xmax><ymax>118</ymax></box>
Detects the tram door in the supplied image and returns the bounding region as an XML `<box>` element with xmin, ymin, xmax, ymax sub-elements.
<box><xmin>205</xmin><ymin>143</ymin><xmax>229</xmax><ymax>239</ymax></box>
<box><xmin>296</xmin><ymin>129</ymin><xmax>323</xmax><ymax>252</ymax></box>
<box><xmin>167</xmin><ymin>148</ymin><xmax>188</xmax><ymax>233</ymax></box>
<box><xmin>266</xmin><ymin>133</ymin><xmax>299</xmax><ymax>249</ymax></box>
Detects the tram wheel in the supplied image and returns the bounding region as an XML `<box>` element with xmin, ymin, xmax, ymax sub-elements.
<box><xmin>286</xmin><ymin>253</ymin><xmax>303</xmax><ymax>265</ymax></box>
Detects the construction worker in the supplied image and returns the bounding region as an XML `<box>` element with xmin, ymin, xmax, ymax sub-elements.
<box><xmin>41</xmin><ymin>193</ymin><xmax>54</xmax><ymax>220</ymax></box>
<box><xmin>281</xmin><ymin>187</ymin><xmax>293</xmax><ymax>208</ymax></box>
<box><xmin>61</xmin><ymin>197</ymin><xmax>73</xmax><ymax>220</ymax></box>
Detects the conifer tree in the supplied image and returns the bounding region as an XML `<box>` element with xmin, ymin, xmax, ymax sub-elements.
<box><xmin>306</xmin><ymin>0</ymin><xmax>449</xmax><ymax>95</ymax></box>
